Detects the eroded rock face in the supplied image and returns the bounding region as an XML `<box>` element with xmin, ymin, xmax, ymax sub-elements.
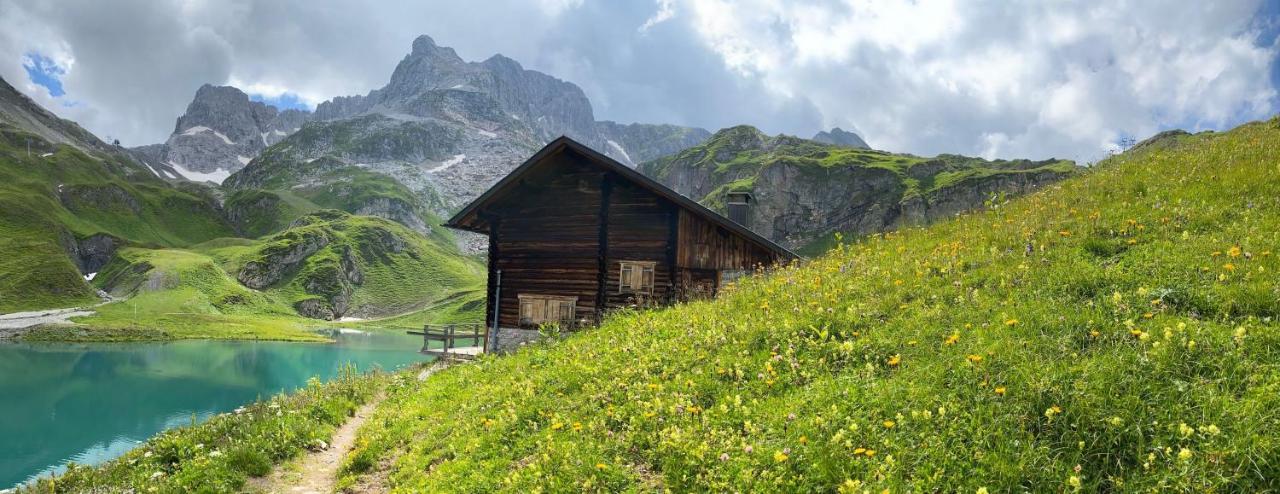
<box><xmin>140</xmin><ymin>85</ymin><xmax>309</xmax><ymax>180</ymax></box>
<box><xmin>812</xmin><ymin>127</ymin><xmax>870</xmax><ymax>149</ymax></box>
<box><xmin>236</xmin><ymin>230</ymin><xmax>330</xmax><ymax>289</ymax></box>
<box><xmin>645</xmin><ymin>125</ymin><xmax>1081</xmax><ymax>250</ymax></box>
<box><xmin>58</xmin><ymin>184</ymin><xmax>141</xmax><ymax>214</ymax></box>
<box><xmin>61</xmin><ymin>232</ymin><xmax>121</xmax><ymax>274</ymax></box>
<box><xmin>294</xmin><ymin>298</ymin><xmax>335</xmax><ymax>320</ymax></box>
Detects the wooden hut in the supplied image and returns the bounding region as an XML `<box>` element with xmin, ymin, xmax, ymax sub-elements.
<box><xmin>445</xmin><ymin>136</ymin><xmax>797</xmax><ymax>339</ymax></box>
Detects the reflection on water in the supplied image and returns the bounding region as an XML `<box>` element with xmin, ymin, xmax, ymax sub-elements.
<box><xmin>0</xmin><ymin>329</ymin><xmax>430</xmax><ymax>488</ymax></box>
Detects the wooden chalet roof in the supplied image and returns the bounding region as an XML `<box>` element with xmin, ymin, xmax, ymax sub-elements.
<box><xmin>444</xmin><ymin>136</ymin><xmax>799</xmax><ymax>260</ymax></box>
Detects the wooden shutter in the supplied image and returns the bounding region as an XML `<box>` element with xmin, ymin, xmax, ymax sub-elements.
<box><xmin>517</xmin><ymin>294</ymin><xmax>578</xmax><ymax>326</ymax></box>
<box><xmin>618</xmin><ymin>261</ymin><xmax>656</xmax><ymax>294</ymax></box>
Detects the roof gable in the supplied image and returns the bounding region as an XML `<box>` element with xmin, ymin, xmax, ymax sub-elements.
<box><xmin>445</xmin><ymin>136</ymin><xmax>798</xmax><ymax>260</ymax></box>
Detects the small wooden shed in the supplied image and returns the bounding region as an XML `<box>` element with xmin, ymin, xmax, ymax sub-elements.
<box><xmin>445</xmin><ymin>136</ymin><xmax>797</xmax><ymax>331</ymax></box>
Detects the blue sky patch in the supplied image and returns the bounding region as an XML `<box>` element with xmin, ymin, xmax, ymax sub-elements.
<box><xmin>23</xmin><ymin>52</ymin><xmax>66</xmax><ymax>97</ymax></box>
<box><xmin>249</xmin><ymin>92</ymin><xmax>312</xmax><ymax>111</ymax></box>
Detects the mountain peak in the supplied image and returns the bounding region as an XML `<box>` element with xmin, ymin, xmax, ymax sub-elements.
<box><xmin>409</xmin><ymin>34</ymin><xmax>462</xmax><ymax>62</ymax></box>
<box><xmin>812</xmin><ymin>127</ymin><xmax>869</xmax><ymax>149</ymax></box>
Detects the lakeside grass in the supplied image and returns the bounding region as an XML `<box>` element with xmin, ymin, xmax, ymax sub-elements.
<box><xmin>19</xmin><ymin>364</ymin><xmax>385</xmax><ymax>494</ymax></box>
<box><xmin>335</xmin><ymin>119</ymin><xmax>1280</xmax><ymax>492</ymax></box>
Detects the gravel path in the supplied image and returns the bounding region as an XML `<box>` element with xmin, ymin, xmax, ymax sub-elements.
<box><xmin>0</xmin><ymin>307</ymin><xmax>95</xmax><ymax>337</ymax></box>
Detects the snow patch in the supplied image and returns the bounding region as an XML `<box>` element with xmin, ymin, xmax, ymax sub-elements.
<box><xmin>427</xmin><ymin>154</ymin><xmax>466</xmax><ymax>173</ymax></box>
<box><xmin>237</xmin><ymin>155</ymin><xmax>251</xmax><ymax>165</ymax></box>
<box><xmin>167</xmin><ymin>161</ymin><xmax>231</xmax><ymax>184</ymax></box>
<box><xmin>181</xmin><ymin>126</ymin><xmax>235</xmax><ymax>145</ymax></box>
<box><xmin>84</xmin><ymin>272</ymin><xmax>97</xmax><ymax>281</ymax></box>
<box><xmin>39</xmin><ymin>152</ymin><xmax>54</xmax><ymax>158</ymax></box>
<box><xmin>272</xmin><ymin>129</ymin><xmax>288</xmax><ymax>136</ymax></box>
<box><xmin>606</xmin><ymin>140</ymin><xmax>634</xmax><ymax>166</ymax></box>
<box><xmin>477</xmin><ymin>129</ymin><xmax>497</xmax><ymax>138</ymax></box>
<box><xmin>260</xmin><ymin>132</ymin><xmax>269</xmax><ymax>146</ymax></box>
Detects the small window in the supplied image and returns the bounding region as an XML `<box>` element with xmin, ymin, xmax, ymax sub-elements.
<box><xmin>518</xmin><ymin>294</ymin><xmax>577</xmax><ymax>326</ymax></box>
<box><xmin>618</xmin><ymin>261</ymin><xmax>656</xmax><ymax>294</ymax></box>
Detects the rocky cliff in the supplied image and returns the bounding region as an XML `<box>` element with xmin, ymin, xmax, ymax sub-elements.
<box><xmin>812</xmin><ymin>127</ymin><xmax>870</xmax><ymax>149</ymax></box>
<box><xmin>132</xmin><ymin>85</ymin><xmax>309</xmax><ymax>183</ymax></box>
<box><xmin>216</xmin><ymin>35</ymin><xmax>709</xmax><ymax>243</ymax></box>
<box><xmin>641</xmin><ymin>126</ymin><xmax>1082</xmax><ymax>253</ymax></box>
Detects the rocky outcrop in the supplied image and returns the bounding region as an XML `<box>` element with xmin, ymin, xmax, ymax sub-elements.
<box><xmin>812</xmin><ymin>127</ymin><xmax>870</xmax><ymax>149</ymax></box>
<box><xmin>133</xmin><ymin>85</ymin><xmax>310</xmax><ymax>182</ymax></box>
<box><xmin>60</xmin><ymin>232</ymin><xmax>121</xmax><ymax>274</ymax></box>
<box><xmin>353</xmin><ymin>197</ymin><xmax>431</xmax><ymax>236</ymax></box>
<box><xmin>237</xmin><ymin>230</ymin><xmax>330</xmax><ymax>289</ymax></box>
<box><xmin>57</xmin><ymin>184</ymin><xmax>142</xmax><ymax>214</ymax></box>
<box><xmin>596</xmin><ymin>121</ymin><xmax>712</xmax><ymax>166</ymax></box>
<box><xmin>643</xmin><ymin>126</ymin><xmax>1081</xmax><ymax>250</ymax></box>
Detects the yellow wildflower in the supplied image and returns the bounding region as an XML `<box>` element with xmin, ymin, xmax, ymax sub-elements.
<box><xmin>883</xmin><ymin>420</ymin><xmax>896</xmax><ymax>429</ymax></box>
<box><xmin>774</xmin><ymin>450</ymin><xmax>789</xmax><ymax>462</ymax></box>
<box><xmin>550</xmin><ymin>422</ymin><xmax>564</xmax><ymax>430</ymax></box>
<box><xmin>1178</xmin><ymin>448</ymin><xmax>1193</xmax><ymax>461</ymax></box>
<box><xmin>1005</xmin><ymin>319</ymin><xmax>1019</xmax><ymax>326</ymax></box>
<box><xmin>994</xmin><ymin>386</ymin><xmax>1006</xmax><ymax>396</ymax></box>
<box><xmin>966</xmin><ymin>354</ymin><xmax>984</xmax><ymax>364</ymax></box>
<box><xmin>887</xmin><ymin>355</ymin><xmax>901</xmax><ymax>367</ymax></box>
<box><xmin>1223</xmin><ymin>263</ymin><xmax>1236</xmax><ymax>272</ymax></box>
<box><xmin>596</xmin><ymin>463</ymin><xmax>607</xmax><ymax>470</ymax></box>
<box><xmin>1068</xmin><ymin>475</ymin><xmax>1082</xmax><ymax>488</ymax></box>
<box><xmin>1228</xmin><ymin>246</ymin><xmax>1242</xmax><ymax>257</ymax></box>
<box><xmin>944</xmin><ymin>332</ymin><xmax>960</xmax><ymax>345</ymax></box>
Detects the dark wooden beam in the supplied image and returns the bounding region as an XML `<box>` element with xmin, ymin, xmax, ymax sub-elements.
<box><xmin>595</xmin><ymin>173</ymin><xmax>613</xmax><ymax>320</ymax></box>
<box><xmin>665</xmin><ymin>205</ymin><xmax>679</xmax><ymax>304</ymax></box>
<box><xmin>486</xmin><ymin>217</ymin><xmax>501</xmax><ymax>329</ymax></box>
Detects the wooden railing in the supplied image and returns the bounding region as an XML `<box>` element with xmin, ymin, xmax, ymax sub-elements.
<box><xmin>408</xmin><ymin>323</ymin><xmax>487</xmax><ymax>357</ymax></box>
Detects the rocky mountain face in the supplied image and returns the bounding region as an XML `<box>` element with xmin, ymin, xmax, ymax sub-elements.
<box><xmin>132</xmin><ymin>85</ymin><xmax>309</xmax><ymax>184</ymax></box>
<box><xmin>812</xmin><ymin>127</ymin><xmax>869</xmax><ymax>149</ymax></box>
<box><xmin>216</xmin><ymin>35</ymin><xmax>710</xmax><ymax>247</ymax></box>
<box><xmin>640</xmin><ymin>126</ymin><xmax>1082</xmax><ymax>253</ymax></box>
<box><xmin>0</xmin><ymin>75</ymin><xmax>238</xmax><ymax>312</ymax></box>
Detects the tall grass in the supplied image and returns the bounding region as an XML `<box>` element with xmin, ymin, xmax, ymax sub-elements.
<box><xmin>342</xmin><ymin>119</ymin><xmax>1280</xmax><ymax>492</ymax></box>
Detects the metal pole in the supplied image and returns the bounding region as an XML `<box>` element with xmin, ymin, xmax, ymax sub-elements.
<box><xmin>488</xmin><ymin>269</ymin><xmax>502</xmax><ymax>352</ymax></box>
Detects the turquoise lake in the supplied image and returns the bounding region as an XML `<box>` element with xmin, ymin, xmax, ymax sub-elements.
<box><xmin>0</xmin><ymin>329</ymin><xmax>432</xmax><ymax>488</ymax></box>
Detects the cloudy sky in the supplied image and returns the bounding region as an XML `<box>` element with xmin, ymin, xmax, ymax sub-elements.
<box><xmin>1</xmin><ymin>0</ymin><xmax>1276</xmax><ymax>163</ymax></box>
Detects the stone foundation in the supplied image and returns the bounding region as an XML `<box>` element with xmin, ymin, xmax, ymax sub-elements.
<box><xmin>492</xmin><ymin>327</ymin><xmax>544</xmax><ymax>353</ymax></box>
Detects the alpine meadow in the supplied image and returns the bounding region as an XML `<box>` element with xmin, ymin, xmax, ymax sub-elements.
<box><xmin>3</xmin><ymin>2</ymin><xmax>1278</xmax><ymax>493</ymax></box>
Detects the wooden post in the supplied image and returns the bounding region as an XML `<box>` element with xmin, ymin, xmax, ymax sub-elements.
<box><xmin>595</xmin><ymin>173</ymin><xmax>613</xmax><ymax>321</ymax></box>
<box><xmin>446</xmin><ymin>325</ymin><xmax>454</xmax><ymax>353</ymax></box>
<box><xmin>666</xmin><ymin>206</ymin><xmax>679</xmax><ymax>304</ymax></box>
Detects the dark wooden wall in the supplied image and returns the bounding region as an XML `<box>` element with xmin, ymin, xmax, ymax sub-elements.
<box><xmin>486</xmin><ymin>151</ymin><xmax>605</xmax><ymax>328</ymax></box>
<box><xmin>676</xmin><ymin>210</ymin><xmax>782</xmax><ymax>271</ymax></box>
<box><xmin>602</xmin><ymin>178</ymin><xmax>677</xmax><ymax>307</ymax></box>
<box><xmin>481</xmin><ymin>147</ymin><xmax>786</xmax><ymax>329</ymax></box>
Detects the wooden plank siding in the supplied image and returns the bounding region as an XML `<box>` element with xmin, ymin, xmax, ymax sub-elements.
<box><xmin>603</xmin><ymin>178</ymin><xmax>677</xmax><ymax>308</ymax></box>
<box><xmin>676</xmin><ymin>209</ymin><xmax>780</xmax><ymax>271</ymax></box>
<box><xmin>487</xmin><ymin>152</ymin><xmax>605</xmax><ymax>328</ymax></box>
<box><xmin>455</xmin><ymin>138</ymin><xmax>799</xmax><ymax>330</ymax></box>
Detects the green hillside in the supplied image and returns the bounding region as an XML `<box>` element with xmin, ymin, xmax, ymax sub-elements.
<box><xmin>341</xmin><ymin>119</ymin><xmax>1280</xmax><ymax>491</ymax></box>
<box><xmin>641</xmin><ymin>125</ymin><xmax>1081</xmax><ymax>252</ymax></box>
<box><xmin>24</xmin><ymin>210</ymin><xmax>485</xmax><ymax>341</ymax></box>
<box><xmin>0</xmin><ymin>124</ymin><xmax>235</xmax><ymax>313</ymax></box>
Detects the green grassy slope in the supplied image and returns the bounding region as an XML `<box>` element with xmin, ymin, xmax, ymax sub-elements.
<box><xmin>643</xmin><ymin>125</ymin><xmax>1077</xmax><ymax>201</ymax></box>
<box><xmin>344</xmin><ymin>119</ymin><xmax>1280</xmax><ymax>492</ymax></box>
<box><xmin>23</xmin><ymin>211</ymin><xmax>485</xmax><ymax>341</ymax></box>
<box><xmin>0</xmin><ymin>125</ymin><xmax>235</xmax><ymax>313</ymax></box>
<box><xmin>641</xmin><ymin>125</ymin><xmax>1080</xmax><ymax>253</ymax></box>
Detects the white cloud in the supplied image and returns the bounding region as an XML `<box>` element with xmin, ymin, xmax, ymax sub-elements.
<box><xmin>639</xmin><ymin>0</ymin><xmax>676</xmax><ymax>33</ymax></box>
<box><xmin>0</xmin><ymin>0</ymin><xmax>1273</xmax><ymax>163</ymax></box>
<box><xmin>676</xmin><ymin>0</ymin><xmax>1277</xmax><ymax>162</ymax></box>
